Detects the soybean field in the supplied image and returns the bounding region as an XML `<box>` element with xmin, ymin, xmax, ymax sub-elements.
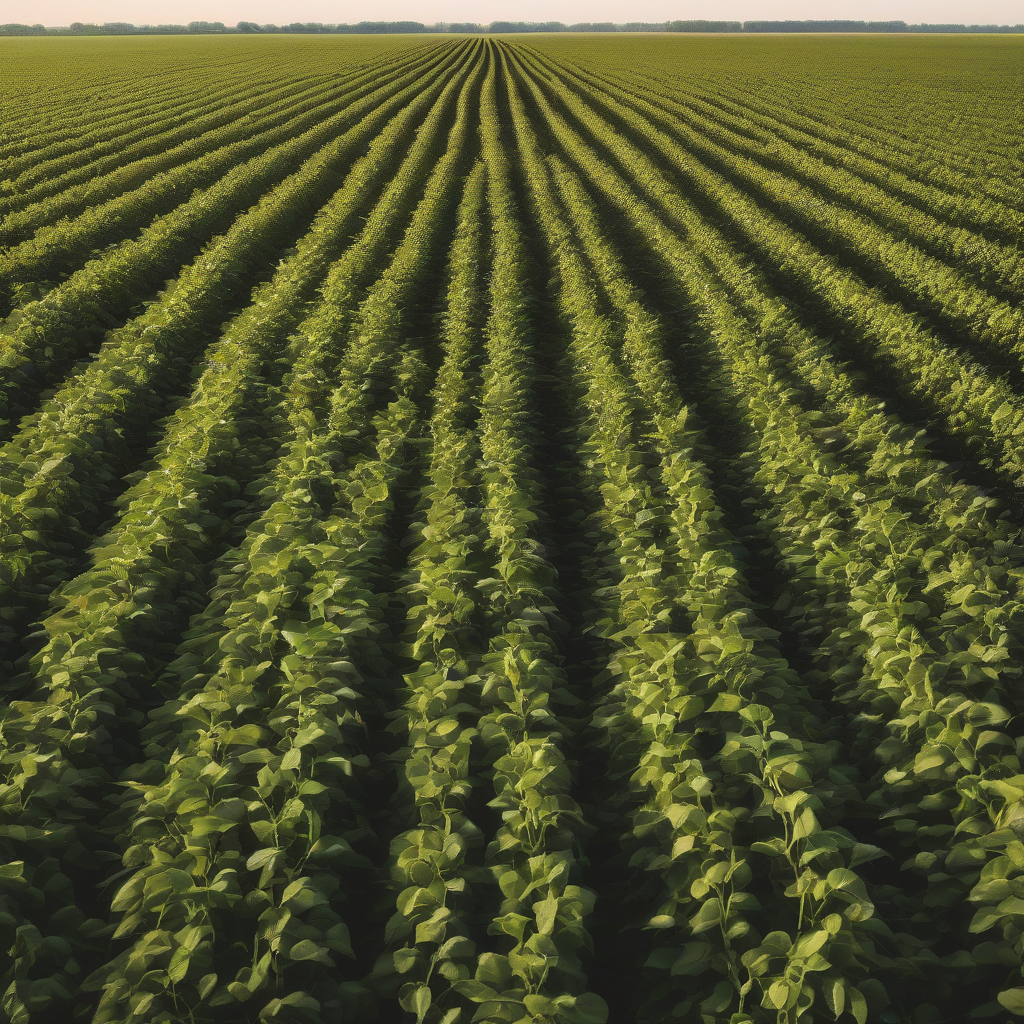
<box><xmin>1</xmin><ymin>30</ymin><xmax>1023</xmax><ymax>1024</ymax></box>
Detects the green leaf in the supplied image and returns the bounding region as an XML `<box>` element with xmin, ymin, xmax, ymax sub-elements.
<box><xmin>670</xmin><ymin>942</ymin><xmax>712</xmax><ymax>976</ymax></box>
<box><xmin>288</xmin><ymin>939</ymin><xmax>330</xmax><ymax>964</ymax></box>
<box><xmin>822</xmin><ymin>914</ymin><xmax>843</xmax><ymax>936</ymax></box>
<box><xmin>739</xmin><ymin>704</ymin><xmax>773</xmax><ymax>725</ymax></box>
<box><xmin>646</xmin><ymin>914</ymin><xmax>676</xmax><ymax>929</ymax></box>
<box><xmin>259</xmin><ymin>993</ymin><xmax>320</xmax><ymax>1019</ymax></box>
<box><xmin>167</xmin><ymin>946</ymin><xmax>190</xmax><ymax>984</ymax></box>
<box><xmin>699</xmin><ymin>980</ymin><xmax>735</xmax><ymax>1014</ymax></box>
<box><xmin>791</xmin><ymin>807</ymin><xmax>818</xmax><ymax>841</ymax></box>
<box><xmin>524</xmin><ymin>994</ymin><xmax>554</xmax><ymax>1016</ymax></box>
<box><xmin>394</xmin><ymin>948</ymin><xmax>419</xmax><ymax>974</ymax></box>
<box><xmin>992</xmin><ymin>402</ymin><xmax>1015</xmax><ymax>426</ymax></box>
<box><xmin>282</xmin><ymin>621</ymin><xmax>344</xmax><ymax>656</ymax></box>
<box><xmin>849</xmin><ymin>844</ymin><xmax>887</xmax><ymax>868</ymax></box>
<box><xmin>572</xmin><ymin>992</ymin><xmax>609</xmax><ymax>1022</ymax></box>
<box><xmin>535</xmin><ymin>894</ymin><xmax>558</xmax><ymax>935</ymax></box>
<box><xmin>849</xmin><ymin>984</ymin><xmax>869</xmax><ymax>1024</ymax></box>
<box><xmin>689</xmin><ymin>899</ymin><xmax>720</xmax><ymax>934</ymax></box>
<box><xmin>456</xmin><ymin>980</ymin><xmax>498</xmax><ymax>1002</ymax></box>
<box><xmin>413</xmin><ymin>985</ymin><xmax>432</xmax><ymax>1022</ymax></box>
<box><xmin>228</xmin><ymin>981</ymin><xmax>253</xmax><ymax>1002</ymax></box>
<box><xmin>967</xmin><ymin>703</ymin><xmax>1011</xmax><ymax>726</ymax></box>
<box><xmin>793</xmin><ymin>929</ymin><xmax>828</xmax><ymax>957</ymax></box>
<box><xmin>708</xmin><ymin>692</ymin><xmax>744</xmax><ymax>713</ymax></box>
<box><xmin>246</xmin><ymin>848</ymin><xmax>279</xmax><ymax>872</ymax></box>
<box><xmin>969</xmin><ymin>907</ymin><xmax>1004</xmax><ymax>933</ymax></box>
<box><xmin>823</xmin><ymin>975</ymin><xmax>845</xmax><ymax>1019</ymax></box>
<box><xmin>475</xmin><ymin>953</ymin><xmax>511</xmax><ymax>990</ymax></box>
<box><xmin>998</xmin><ymin>990</ymin><xmax>1024</xmax><ymax>1015</ymax></box>
<box><xmin>438</xmin><ymin>935</ymin><xmax>474</xmax><ymax>960</ymax></box>
<box><xmin>767</xmin><ymin>981</ymin><xmax>790</xmax><ymax>1009</ymax></box>
<box><xmin>752</xmin><ymin>838</ymin><xmax>787</xmax><ymax>858</ymax></box>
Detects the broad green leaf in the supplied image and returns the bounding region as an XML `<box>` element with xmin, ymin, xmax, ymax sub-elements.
<box><xmin>999</xmin><ymin>990</ymin><xmax>1024</xmax><ymax>1015</ymax></box>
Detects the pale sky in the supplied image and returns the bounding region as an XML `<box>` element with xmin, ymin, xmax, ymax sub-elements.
<box><xmin>8</xmin><ymin>0</ymin><xmax>1022</xmax><ymax>26</ymax></box>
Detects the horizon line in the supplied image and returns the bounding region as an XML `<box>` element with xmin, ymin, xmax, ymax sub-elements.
<box><xmin>3</xmin><ymin>18</ymin><xmax>1023</xmax><ymax>32</ymax></box>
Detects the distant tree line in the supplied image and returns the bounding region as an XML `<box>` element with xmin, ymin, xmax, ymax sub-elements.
<box><xmin>2</xmin><ymin>19</ymin><xmax>1022</xmax><ymax>35</ymax></box>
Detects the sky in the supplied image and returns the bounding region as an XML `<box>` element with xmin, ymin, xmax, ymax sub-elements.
<box><xmin>7</xmin><ymin>0</ymin><xmax>1022</xmax><ymax>25</ymax></box>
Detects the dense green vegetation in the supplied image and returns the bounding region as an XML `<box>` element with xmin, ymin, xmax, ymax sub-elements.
<box><xmin>0</xmin><ymin>31</ymin><xmax>1022</xmax><ymax>1024</ymax></box>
